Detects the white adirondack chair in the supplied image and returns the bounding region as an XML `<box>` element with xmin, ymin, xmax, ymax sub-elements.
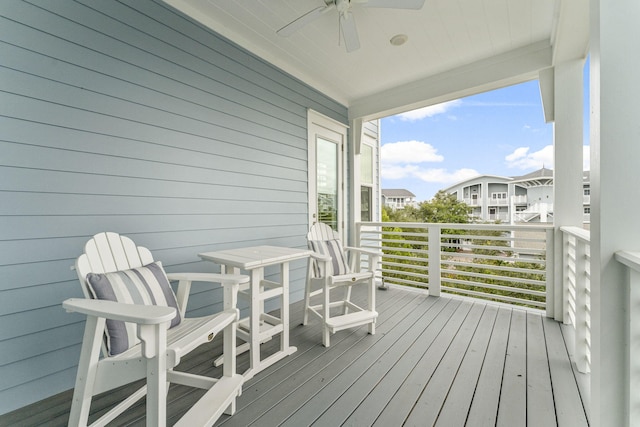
<box><xmin>63</xmin><ymin>232</ymin><xmax>248</xmax><ymax>427</ymax></box>
<box><xmin>304</xmin><ymin>223</ymin><xmax>381</xmax><ymax>347</ymax></box>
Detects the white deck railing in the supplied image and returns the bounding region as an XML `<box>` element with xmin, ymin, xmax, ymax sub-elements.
<box><xmin>356</xmin><ymin>222</ymin><xmax>554</xmax><ymax>311</ymax></box>
<box><xmin>560</xmin><ymin>226</ymin><xmax>591</xmax><ymax>373</ymax></box>
<box><xmin>356</xmin><ymin>221</ymin><xmax>597</xmax><ymax>374</ymax></box>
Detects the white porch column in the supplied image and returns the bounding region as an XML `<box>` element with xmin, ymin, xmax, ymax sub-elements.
<box><xmin>591</xmin><ymin>0</ymin><xmax>640</xmax><ymax>425</ymax></box>
<box><xmin>553</xmin><ymin>60</ymin><xmax>585</xmax><ymax>322</ymax></box>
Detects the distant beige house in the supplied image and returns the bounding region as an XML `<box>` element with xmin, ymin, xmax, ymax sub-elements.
<box><xmin>382</xmin><ymin>189</ymin><xmax>418</xmax><ymax>210</ymax></box>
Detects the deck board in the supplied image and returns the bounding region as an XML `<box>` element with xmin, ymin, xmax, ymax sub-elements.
<box><xmin>372</xmin><ymin>298</ymin><xmax>467</xmax><ymax>427</ymax></box>
<box><xmin>497</xmin><ymin>308</ymin><xmax>527</xmax><ymax>427</ymax></box>
<box><xmin>341</xmin><ymin>297</ymin><xmax>452</xmax><ymax>427</ymax></box>
<box><xmin>527</xmin><ymin>312</ymin><xmax>557</xmax><ymax>427</ymax></box>
<box><xmin>545</xmin><ymin>318</ymin><xmax>590</xmax><ymax>427</ymax></box>
<box><xmin>225</xmin><ymin>290</ymin><xmax>413</xmax><ymax>411</ymax></box>
<box><xmin>0</xmin><ymin>287</ymin><xmax>590</xmax><ymax>427</ymax></box>
<box><xmin>303</xmin><ymin>297</ymin><xmax>448</xmax><ymax>426</ymax></box>
<box><xmin>404</xmin><ymin>303</ymin><xmax>487</xmax><ymax>426</ymax></box>
<box><xmin>433</xmin><ymin>304</ymin><xmax>499</xmax><ymax>427</ymax></box>
<box><xmin>245</xmin><ymin>294</ymin><xmax>439</xmax><ymax>427</ymax></box>
<box><xmin>464</xmin><ymin>306</ymin><xmax>512</xmax><ymax>426</ymax></box>
<box><xmin>216</xmin><ymin>289</ymin><xmax>424</xmax><ymax>426</ymax></box>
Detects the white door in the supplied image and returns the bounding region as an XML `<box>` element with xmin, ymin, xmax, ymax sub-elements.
<box><xmin>308</xmin><ymin>110</ymin><xmax>347</xmax><ymax>236</ymax></box>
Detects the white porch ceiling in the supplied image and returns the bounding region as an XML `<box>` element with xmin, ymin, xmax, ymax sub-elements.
<box><xmin>163</xmin><ymin>0</ymin><xmax>588</xmax><ymax>120</ymax></box>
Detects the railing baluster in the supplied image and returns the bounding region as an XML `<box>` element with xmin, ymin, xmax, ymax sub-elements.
<box><xmin>575</xmin><ymin>239</ymin><xmax>589</xmax><ymax>373</ymax></box>
<box><xmin>559</xmin><ymin>226</ymin><xmax>591</xmax><ymax>374</ymax></box>
<box><xmin>547</xmin><ymin>227</ymin><xmax>556</xmax><ymax>320</ymax></box>
<box><xmin>561</xmin><ymin>232</ymin><xmax>570</xmax><ymax>322</ymax></box>
<box><xmin>428</xmin><ymin>225</ymin><xmax>441</xmax><ymax>297</ymax></box>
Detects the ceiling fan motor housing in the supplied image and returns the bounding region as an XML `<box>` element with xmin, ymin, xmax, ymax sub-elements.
<box><xmin>335</xmin><ymin>0</ymin><xmax>350</xmax><ymax>14</ymax></box>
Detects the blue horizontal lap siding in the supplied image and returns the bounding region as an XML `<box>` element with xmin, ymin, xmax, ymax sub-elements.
<box><xmin>0</xmin><ymin>0</ymin><xmax>347</xmax><ymax>415</ymax></box>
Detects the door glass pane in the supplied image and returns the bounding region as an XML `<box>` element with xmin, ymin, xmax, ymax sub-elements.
<box><xmin>360</xmin><ymin>144</ymin><xmax>373</xmax><ymax>185</ymax></box>
<box><xmin>317</xmin><ymin>137</ymin><xmax>338</xmax><ymax>230</ymax></box>
<box><xmin>361</xmin><ymin>186</ymin><xmax>372</xmax><ymax>221</ymax></box>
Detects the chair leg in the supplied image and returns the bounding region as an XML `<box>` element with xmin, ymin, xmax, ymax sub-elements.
<box><xmin>368</xmin><ymin>277</ymin><xmax>376</xmax><ymax>336</ymax></box>
<box><xmin>323</xmin><ymin>325</ymin><xmax>331</xmax><ymax>347</ymax></box>
<box><xmin>68</xmin><ymin>317</ymin><xmax>105</xmax><ymax>427</ymax></box>
<box><xmin>322</xmin><ymin>282</ymin><xmax>331</xmax><ymax>347</ymax></box>
<box><xmin>148</xmin><ymin>326</ymin><xmax>168</xmax><ymax>427</ymax></box>
<box><xmin>303</xmin><ymin>266</ymin><xmax>313</xmax><ymax>326</ymax></box>
<box><xmin>222</xmin><ymin>313</ymin><xmax>238</xmax><ymax>416</ymax></box>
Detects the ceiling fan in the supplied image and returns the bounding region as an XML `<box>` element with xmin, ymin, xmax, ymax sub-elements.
<box><xmin>277</xmin><ymin>0</ymin><xmax>425</xmax><ymax>53</ymax></box>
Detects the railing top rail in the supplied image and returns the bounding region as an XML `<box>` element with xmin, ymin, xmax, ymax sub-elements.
<box><xmin>615</xmin><ymin>251</ymin><xmax>640</xmax><ymax>272</ymax></box>
<box><xmin>359</xmin><ymin>221</ymin><xmax>554</xmax><ymax>232</ymax></box>
<box><xmin>560</xmin><ymin>226</ymin><xmax>591</xmax><ymax>243</ymax></box>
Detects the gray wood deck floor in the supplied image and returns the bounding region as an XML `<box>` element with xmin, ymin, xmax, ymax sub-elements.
<box><xmin>1</xmin><ymin>286</ymin><xmax>590</xmax><ymax>427</ymax></box>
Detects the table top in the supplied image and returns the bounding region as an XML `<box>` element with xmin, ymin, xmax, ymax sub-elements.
<box><xmin>198</xmin><ymin>245</ymin><xmax>312</xmax><ymax>270</ymax></box>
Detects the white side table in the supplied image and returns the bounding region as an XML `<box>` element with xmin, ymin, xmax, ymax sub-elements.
<box><xmin>199</xmin><ymin>245</ymin><xmax>311</xmax><ymax>379</ymax></box>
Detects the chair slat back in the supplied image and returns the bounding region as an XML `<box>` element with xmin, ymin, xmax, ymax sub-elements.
<box><xmin>307</xmin><ymin>223</ymin><xmax>340</xmax><ymax>242</ymax></box>
<box><xmin>75</xmin><ymin>232</ymin><xmax>155</xmax><ymax>298</ymax></box>
<box><xmin>307</xmin><ymin>223</ymin><xmax>351</xmax><ymax>276</ymax></box>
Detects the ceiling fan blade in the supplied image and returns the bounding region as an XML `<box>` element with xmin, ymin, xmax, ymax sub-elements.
<box><xmin>277</xmin><ymin>5</ymin><xmax>334</xmax><ymax>37</ymax></box>
<box><xmin>361</xmin><ymin>0</ymin><xmax>425</xmax><ymax>9</ymax></box>
<box><xmin>339</xmin><ymin>11</ymin><xmax>360</xmax><ymax>52</ymax></box>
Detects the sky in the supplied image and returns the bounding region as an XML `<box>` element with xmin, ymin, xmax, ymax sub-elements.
<box><xmin>380</xmin><ymin>67</ymin><xmax>590</xmax><ymax>202</ymax></box>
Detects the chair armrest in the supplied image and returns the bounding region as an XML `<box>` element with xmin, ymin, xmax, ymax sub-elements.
<box><xmin>310</xmin><ymin>252</ymin><xmax>332</xmax><ymax>262</ymax></box>
<box><xmin>166</xmin><ymin>272</ymin><xmax>249</xmax><ymax>285</ymax></box>
<box><xmin>344</xmin><ymin>247</ymin><xmax>382</xmax><ymax>258</ymax></box>
<box><xmin>166</xmin><ymin>273</ymin><xmax>247</xmax><ymax>318</ymax></box>
<box><xmin>62</xmin><ymin>298</ymin><xmax>176</xmax><ymax>324</ymax></box>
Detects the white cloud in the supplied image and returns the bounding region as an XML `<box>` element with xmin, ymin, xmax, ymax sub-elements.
<box><xmin>506</xmin><ymin>145</ymin><xmax>590</xmax><ymax>171</ymax></box>
<box><xmin>412</xmin><ymin>168</ymin><xmax>480</xmax><ymax>184</ymax></box>
<box><xmin>505</xmin><ymin>145</ymin><xmax>554</xmax><ymax>169</ymax></box>
<box><xmin>381</xmin><ymin>164</ymin><xmax>419</xmax><ymax>180</ymax></box>
<box><xmin>381</xmin><ymin>163</ymin><xmax>479</xmax><ymax>184</ymax></box>
<box><xmin>397</xmin><ymin>100</ymin><xmax>462</xmax><ymax>121</ymax></box>
<box><xmin>505</xmin><ymin>147</ymin><xmax>531</xmax><ymax>163</ymax></box>
<box><xmin>381</xmin><ymin>140</ymin><xmax>444</xmax><ymax>165</ymax></box>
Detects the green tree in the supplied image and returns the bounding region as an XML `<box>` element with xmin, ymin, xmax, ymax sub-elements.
<box><xmin>382</xmin><ymin>204</ymin><xmax>421</xmax><ymax>222</ymax></box>
<box><xmin>417</xmin><ymin>191</ymin><xmax>471</xmax><ymax>223</ymax></box>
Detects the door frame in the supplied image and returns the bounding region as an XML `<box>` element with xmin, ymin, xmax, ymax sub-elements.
<box><xmin>307</xmin><ymin>109</ymin><xmax>348</xmax><ymax>239</ymax></box>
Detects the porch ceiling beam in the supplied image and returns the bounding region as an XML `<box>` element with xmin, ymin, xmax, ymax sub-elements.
<box><xmin>539</xmin><ymin>0</ymin><xmax>589</xmax><ymax>125</ymax></box>
<box><xmin>539</xmin><ymin>67</ymin><xmax>555</xmax><ymax>123</ymax></box>
<box><xmin>348</xmin><ymin>40</ymin><xmax>553</xmax><ymax>121</ymax></box>
<box><xmin>550</xmin><ymin>0</ymin><xmax>589</xmax><ymax>65</ymax></box>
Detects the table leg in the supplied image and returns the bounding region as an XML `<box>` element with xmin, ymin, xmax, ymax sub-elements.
<box><xmin>281</xmin><ymin>261</ymin><xmax>290</xmax><ymax>353</ymax></box>
<box><xmin>216</xmin><ymin>264</ymin><xmax>240</xmax><ymax>370</ymax></box>
<box><xmin>222</xmin><ymin>264</ymin><xmax>239</xmax><ymax>311</ymax></box>
<box><xmin>249</xmin><ymin>268</ymin><xmax>262</xmax><ymax>373</ymax></box>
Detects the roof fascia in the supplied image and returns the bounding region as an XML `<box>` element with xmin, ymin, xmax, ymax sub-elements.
<box><xmin>441</xmin><ymin>175</ymin><xmax>513</xmax><ymax>192</ymax></box>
